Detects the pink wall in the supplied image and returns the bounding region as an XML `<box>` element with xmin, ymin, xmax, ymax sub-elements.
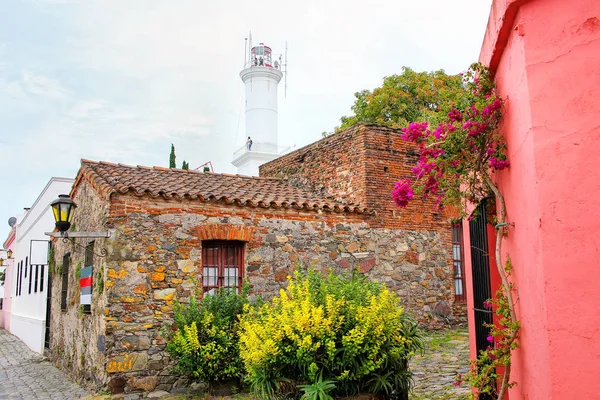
<box><xmin>1</xmin><ymin>229</ymin><xmax>15</xmax><ymax>331</ymax></box>
<box><xmin>465</xmin><ymin>0</ymin><xmax>600</xmax><ymax>398</ymax></box>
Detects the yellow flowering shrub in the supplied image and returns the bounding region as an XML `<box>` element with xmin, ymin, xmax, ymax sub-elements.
<box><xmin>165</xmin><ymin>283</ymin><xmax>250</xmax><ymax>385</ymax></box>
<box><xmin>239</xmin><ymin>269</ymin><xmax>423</xmax><ymax>398</ymax></box>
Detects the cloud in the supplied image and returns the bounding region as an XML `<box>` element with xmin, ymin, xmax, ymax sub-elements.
<box><xmin>20</xmin><ymin>71</ymin><xmax>70</xmax><ymax>99</ymax></box>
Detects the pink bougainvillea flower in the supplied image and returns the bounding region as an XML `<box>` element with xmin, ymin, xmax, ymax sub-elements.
<box><xmin>392</xmin><ymin>179</ymin><xmax>414</xmax><ymax>208</ymax></box>
<box><xmin>401</xmin><ymin>122</ymin><xmax>428</xmax><ymax>143</ymax></box>
<box><xmin>448</xmin><ymin>108</ymin><xmax>462</xmax><ymax>122</ymax></box>
<box><xmin>483</xmin><ymin>301</ymin><xmax>492</xmax><ymax>310</ymax></box>
<box><xmin>489</xmin><ymin>157</ymin><xmax>510</xmax><ymax>170</ymax></box>
<box><xmin>453</xmin><ymin>374</ymin><xmax>463</xmax><ymax>387</ymax></box>
<box><xmin>487</xmin><ymin>335</ymin><xmax>494</xmax><ymax>343</ymax></box>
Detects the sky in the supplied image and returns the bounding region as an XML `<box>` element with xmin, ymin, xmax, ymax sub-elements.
<box><xmin>0</xmin><ymin>0</ymin><xmax>493</xmax><ymax>241</ymax></box>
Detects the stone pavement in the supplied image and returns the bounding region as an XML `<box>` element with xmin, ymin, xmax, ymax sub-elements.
<box><xmin>410</xmin><ymin>328</ymin><xmax>471</xmax><ymax>400</ymax></box>
<box><xmin>0</xmin><ymin>328</ymin><xmax>89</xmax><ymax>400</ymax></box>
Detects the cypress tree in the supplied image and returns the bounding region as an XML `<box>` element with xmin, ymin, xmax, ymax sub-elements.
<box><xmin>169</xmin><ymin>144</ymin><xmax>176</xmax><ymax>168</ymax></box>
<box><xmin>182</xmin><ymin>161</ymin><xmax>189</xmax><ymax>170</ymax></box>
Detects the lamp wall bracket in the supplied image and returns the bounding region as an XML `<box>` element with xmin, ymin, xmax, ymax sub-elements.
<box><xmin>45</xmin><ymin>232</ymin><xmax>111</xmax><ymax>239</ymax></box>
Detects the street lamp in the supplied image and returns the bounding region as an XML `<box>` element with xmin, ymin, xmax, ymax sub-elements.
<box><xmin>46</xmin><ymin>194</ymin><xmax>110</xmax><ymax>256</ymax></box>
<box><xmin>50</xmin><ymin>194</ymin><xmax>77</xmax><ymax>234</ymax></box>
<box><xmin>7</xmin><ymin>249</ymin><xmax>12</xmax><ymax>259</ymax></box>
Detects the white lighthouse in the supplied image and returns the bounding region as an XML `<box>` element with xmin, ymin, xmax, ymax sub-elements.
<box><xmin>232</xmin><ymin>41</ymin><xmax>284</xmax><ymax>176</ymax></box>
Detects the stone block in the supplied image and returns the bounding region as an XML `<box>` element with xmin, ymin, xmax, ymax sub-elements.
<box><xmin>406</xmin><ymin>251</ymin><xmax>419</xmax><ymax>264</ymax></box>
<box><xmin>123</xmin><ymin>336</ymin><xmax>151</xmax><ymax>350</ymax></box>
<box><xmin>106</xmin><ymin>354</ymin><xmax>135</xmax><ymax>373</ymax></box>
<box><xmin>151</xmin><ymin>272</ymin><xmax>165</xmax><ymax>282</ymax></box>
<box><xmin>130</xmin><ymin>375</ymin><xmax>158</xmax><ymax>392</ymax></box>
<box><xmin>132</xmin><ymin>352</ymin><xmax>149</xmax><ymax>371</ymax></box>
<box><xmin>434</xmin><ymin>301</ymin><xmax>452</xmax><ymax>317</ymax></box>
<box><xmin>176</xmin><ymin>260</ymin><xmax>195</xmax><ymax>272</ymax></box>
<box><xmin>345</xmin><ymin>242</ymin><xmax>360</xmax><ymax>252</ymax></box>
<box><xmin>146</xmin><ymin>390</ymin><xmax>171</xmax><ymax>398</ymax></box>
<box><xmin>359</xmin><ymin>257</ymin><xmax>376</xmax><ymax>273</ymax></box>
<box><xmin>108</xmin><ymin>377</ymin><xmax>127</xmax><ymax>394</ymax></box>
<box><xmin>282</xmin><ymin>243</ymin><xmax>293</xmax><ymax>252</ymax></box>
<box><xmin>153</xmin><ymin>288</ymin><xmax>176</xmax><ymax>301</ymax></box>
<box><xmin>274</xmin><ymin>269</ymin><xmax>289</xmax><ymax>282</ymax></box>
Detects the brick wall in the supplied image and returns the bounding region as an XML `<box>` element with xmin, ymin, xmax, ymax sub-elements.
<box><xmin>259</xmin><ymin>125</ymin><xmax>369</xmax><ymax>209</ymax></box>
<box><xmin>260</xmin><ymin>124</ymin><xmax>449</xmax><ymax>230</ymax></box>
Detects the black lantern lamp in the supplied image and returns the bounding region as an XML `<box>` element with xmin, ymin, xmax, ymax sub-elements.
<box><xmin>46</xmin><ymin>194</ymin><xmax>110</xmax><ymax>257</ymax></box>
<box><xmin>50</xmin><ymin>194</ymin><xmax>77</xmax><ymax>234</ymax></box>
<box><xmin>6</xmin><ymin>249</ymin><xmax>12</xmax><ymax>259</ymax></box>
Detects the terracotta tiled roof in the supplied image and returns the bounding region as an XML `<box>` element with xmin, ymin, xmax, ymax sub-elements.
<box><xmin>77</xmin><ymin>159</ymin><xmax>372</xmax><ymax>214</ymax></box>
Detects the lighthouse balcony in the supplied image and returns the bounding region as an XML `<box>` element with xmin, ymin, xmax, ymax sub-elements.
<box><xmin>233</xmin><ymin>142</ymin><xmax>295</xmax><ymax>158</ymax></box>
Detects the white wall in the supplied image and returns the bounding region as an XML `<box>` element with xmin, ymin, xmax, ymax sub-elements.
<box><xmin>10</xmin><ymin>177</ymin><xmax>74</xmax><ymax>353</ymax></box>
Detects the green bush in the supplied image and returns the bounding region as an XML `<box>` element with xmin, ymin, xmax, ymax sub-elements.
<box><xmin>165</xmin><ymin>283</ymin><xmax>250</xmax><ymax>385</ymax></box>
<box><xmin>238</xmin><ymin>269</ymin><xmax>423</xmax><ymax>399</ymax></box>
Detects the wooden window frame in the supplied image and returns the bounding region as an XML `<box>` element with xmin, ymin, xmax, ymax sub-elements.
<box><xmin>201</xmin><ymin>241</ymin><xmax>244</xmax><ymax>294</ymax></box>
<box><xmin>452</xmin><ymin>223</ymin><xmax>467</xmax><ymax>302</ymax></box>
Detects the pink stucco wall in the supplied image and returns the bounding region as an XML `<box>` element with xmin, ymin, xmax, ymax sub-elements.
<box><xmin>465</xmin><ymin>0</ymin><xmax>600</xmax><ymax>398</ymax></box>
<box><xmin>1</xmin><ymin>229</ymin><xmax>15</xmax><ymax>331</ymax></box>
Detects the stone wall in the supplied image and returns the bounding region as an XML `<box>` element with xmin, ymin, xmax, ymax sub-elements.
<box><xmin>49</xmin><ymin>180</ymin><xmax>110</xmax><ymax>391</ymax></box>
<box><xmin>49</xmin><ymin>152</ymin><xmax>464</xmax><ymax>395</ymax></box>
<box><xmin>95</xmin><ymin>192</ymin><xmax>457</xmax><ymax>394</ymax></box>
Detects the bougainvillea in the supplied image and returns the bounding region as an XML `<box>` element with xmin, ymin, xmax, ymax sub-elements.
<box><xmin>393</xmin><ymin>63</ymin><xmax>519</xmax><ymax>400</ymax></box>
<box><xmin>392</xmin><ymin>63</ymin><xmax>507</xmax><ymax>213</ymax></box>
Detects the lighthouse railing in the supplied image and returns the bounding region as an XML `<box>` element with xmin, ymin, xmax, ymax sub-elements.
<box><xmin>233</xmin><ymin>142</ymin><xmax>294</xmax><ymax>158</ymax></box>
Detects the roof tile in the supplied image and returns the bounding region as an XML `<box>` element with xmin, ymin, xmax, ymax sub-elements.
<box><xmin>79</xmin><ymin>160</ymin><xmax>372</xmax><ymax>214</ymax></box>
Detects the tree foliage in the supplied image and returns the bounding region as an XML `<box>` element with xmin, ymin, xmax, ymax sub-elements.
<box><xmin>339</xmin><ymin>67</ymin><xmax>465</xmax><ymax>131</ymax></box>
<box><xmin>169</xmin><ymin>143</ymin><xmax>176</xmax><ymax>168</ymax></box>
<box><xmin>182</xmin><ymin>160</ymin><xmax>189</xmax><ymax>170</ymax></box>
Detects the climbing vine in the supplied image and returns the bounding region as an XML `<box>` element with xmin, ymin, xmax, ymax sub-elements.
<box><xmin>393</xmin><ymin>63</ymin><xmax>519</xmax><ymax>399</ymax></box>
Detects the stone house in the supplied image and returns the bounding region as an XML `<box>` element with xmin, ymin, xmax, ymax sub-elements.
<box><xmin>48</xmin><ymin>124</ymin><xmax>466</xmax><ymax>394</ymax></box>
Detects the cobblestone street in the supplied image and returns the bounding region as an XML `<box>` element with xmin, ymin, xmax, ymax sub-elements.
<box><xmin>410</xmin><ymin>328</ymin><xmax>470</xmax><ymax>400</ymax></box>
<box><xmin>0</xmin><ymin>328</ymin><xmax>89</xmax><ymax>400</ymax></box>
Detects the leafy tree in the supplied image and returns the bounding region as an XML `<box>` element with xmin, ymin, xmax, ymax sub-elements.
<box><xmin>182</xmin><ymin>160</ymin><xmax>189</xmax><ymax>170</ymax></box>
<box><xmin>339</xmin><ymin>67</ymin><xmax>465</xmax><ymax>131</ymax></box>
<box><xmin>169</xmin><ymin>144</ymin><xmax>176</xmax><ymax>168</ymax></box>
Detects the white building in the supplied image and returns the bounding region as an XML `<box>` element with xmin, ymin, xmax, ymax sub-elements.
<box><xmin>9</xmin><ymin>177</ymin><xmax>74</xmax><ymax>353</ymax></box>
<box><xmin>232</xmin><ymin>41</ymin><xmax>285</xmax><ymax>176</ymax></box>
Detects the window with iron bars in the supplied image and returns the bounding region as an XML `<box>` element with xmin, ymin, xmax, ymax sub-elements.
<box><xmin>201</xmin><ymin>241</ymin><xmax>244</xmax><ymax>295</ymax></box>
<box><xmin>452</xmin><ymin>223</ymin><xmax>467</xmax><ymax>302</ymax></box>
